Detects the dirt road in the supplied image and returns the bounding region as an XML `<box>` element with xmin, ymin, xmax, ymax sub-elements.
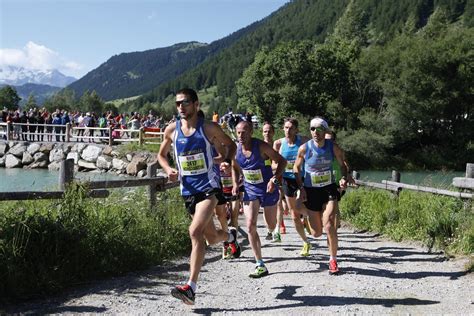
<box><xmin>6</xmin><ymin>213</ymin><xmax>473</xmax><ymax>314</ymax></box>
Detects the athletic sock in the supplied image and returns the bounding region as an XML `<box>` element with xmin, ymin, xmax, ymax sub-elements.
<box><xmin>256</xmin><ymin>259</ymin><xmax>265</xmax><ymax>267</ymax></box>
<box><xmin>187</xmin><ymin>280</ymin><xmax>197</xmax><ymax>292</ymax></box>
<box><xmin>227</xmin><ymin>232</ymin><xmax>235</xmax><ymax>243</ymax></box>
<box><xmin>330</xmin><ymin>256</ymin><xmax>337</xmax><ymax>261</ymax></box>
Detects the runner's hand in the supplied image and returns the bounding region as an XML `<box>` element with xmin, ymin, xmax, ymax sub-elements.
<box><xmin>167</xmin><ymin>168</ymin><xmax>179</xmax><ymax>182</ymax></box>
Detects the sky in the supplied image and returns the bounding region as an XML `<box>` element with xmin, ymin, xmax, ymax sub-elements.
<box><xmin>0</xmin><ymin>0</ymin><xmax>289</xmax><ymax>79</ymax></box>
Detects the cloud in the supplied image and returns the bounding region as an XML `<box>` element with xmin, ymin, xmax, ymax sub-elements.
<box><xmin>147</xmin><ymin>11</ymin><xmax>157</xmax><ymax>20</ymax></box>
<box><xmin>0</xmin><ymin>41</ymin><xmax>83</xmax><ymax>77</ymax></box>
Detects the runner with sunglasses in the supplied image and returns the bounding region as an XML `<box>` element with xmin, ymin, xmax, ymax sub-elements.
<box><xmin>157</xmin><ymin>88</ymin><xmax>240</xmax><ymax>305</ymax></box>
<box><xmin>293</xmin><ymin>117</ymin><xmax>348</xmax><ymax>275</ymax></box>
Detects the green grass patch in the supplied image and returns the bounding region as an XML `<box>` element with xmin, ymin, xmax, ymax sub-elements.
<box><xmin>340</xmin><ymin>188</ymin><xmax>473</xmax><ymax>257</ymax></box>
<box><xmin>0</xmin><ymin>184</ymin><xmax>190</xmax><ymax>303</ymax></box>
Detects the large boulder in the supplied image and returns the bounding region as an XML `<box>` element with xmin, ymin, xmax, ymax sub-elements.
<box><xmin>126</xmin><ymin>155</ymin><xmax>147</xmax><ymax>176</ymax></box>
<box><xmin>71</xmin><ymin>143</ymin><xmax>88</xmax><ymax>154</ymax></box>
<box><xmin>22</xmin><ymin>151</ymin><xmax>34</xmax><ymax>165</ymax></box>
<box><xmin>112</xmin><ymin>158</ymin><xmax>128</xmax><ymax>172</ymax></box>
<box><xmin>78</xmin><ymin>159</ymin><xmax>98</xmax><ymax>170</ymax></box>
<box><xmin>102</xmin><ymin>145</ymin><xmax>113</xmax><ymax>156</ymax></box>
<box><xmin>5</xmin><ymin>154</ymin><xmax>22</xmax><ymax>168</ymax></box>
<box><xmin>66</xmin><ymin>152</ymin><xmax>80</xmax><ymax>164</ymax></box>
<box><xmin>0</xmin><ymin>143</ymin><xmax>9</xmax><ymax>157</ymax></box>
<box><xmin>39</xmin><ymin>143</ymin><xmax>54</xmax><ymax>154</ymax></box>
<box><xmin>81</xmin><ymin>145</ymin><xmax>102</xmax><ymax>162</ymax></box>
<box><xmin>27</xmin><ymin>160</ymin><xmax>48</xmax><ymax>169</ymax></box>
<box><xmin>33</xmin><ymin>152</ymin><xmax>48</xmax><ymax>163</ymax></box>
<box><xmin>48</xmin><ymin>161</ymin><xmax>62</xmax><ymax>171</ymax></box>
<box><xmin>0</xmin><ymin>156</ymin><xmax>5</xmax><ymax>167</ymax></box>
<box><xmin>49</xmin><ymin>148</ymin><xmax>65</xmax><ymax>162</ymax></box>
<box><xmin>27</xmin><ymin>143</ymin><xmax>41</xmax><ymax>155</ymax></box>
<box><xmin>96</xmin><ymin>155</ymin><xmax>113</xmax><ymax>170</ymax></box>
<box><xmin>9</xmin><ymin>143</ymin><xmax>27</xmax><ymax>158</ymax></box>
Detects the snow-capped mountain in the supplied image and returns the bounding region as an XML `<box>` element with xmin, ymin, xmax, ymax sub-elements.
<box><xmin>0</xmin><ymin>66</ymin><xmax>76</xmax><ymax>87</ymax></box>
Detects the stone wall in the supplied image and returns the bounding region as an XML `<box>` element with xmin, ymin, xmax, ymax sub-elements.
<box><xmin>0</xmin><ymin>141</ymin><xmax>158</xmax><ymax>177</ymax></box>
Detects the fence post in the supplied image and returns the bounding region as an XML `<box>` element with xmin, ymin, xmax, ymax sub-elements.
<box><xmin>6</xmin><ymin>123</ymin><xmax>11</xmax><ymax>141</ymax></box>
<box><xmin>108</xmin><ymin>126</ymin><xmax>113</xmax><ymax>146</ymax></box>
<box><xmin>66</xmin><ymin>123</ymin><xmax>71</xmax><ymax>143</ymax></box>
<box><xmin>59</xmin><ymin>158</ymin><xmax>75</xmax><ymax>190</ymax></box>
<box><xmin>466</xmin><ymin>163</ymin><xmax>474</xmax><ymax>178</ymax></box>
<box><xmin>147</xmin><ymin>162</ymin><xmax>158</xmax><ymax>210</ymax></box>
<box><xmin>139</xmin><ymin>127</ymin><xmax>144</xmax><ymax>145</ymax></box>
<box><xmin>391</xmin><ymin>170</ymin><xmax>401</xmax><ymax>182</ymax></box>
<box><xmin>352</xmin><ymin>170</ymin><xmax>360</xmax><ymax>180</ymax></box>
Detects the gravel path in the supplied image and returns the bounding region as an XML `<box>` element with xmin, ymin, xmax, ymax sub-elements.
<box><xmin>5</xmin><ymin>213</ymin><xmax>473</xmax><ymax>315</ymax></box>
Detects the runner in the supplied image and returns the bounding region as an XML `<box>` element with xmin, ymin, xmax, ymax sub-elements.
<box><xmin>156</xmin><ymin>88</ymin><xmax>240</xmax><ymax>305</ymax></box>
<box><xmin>234</xmin><ymin>121</ymin><xmax>286</xmax><ymax>278</ymax></box>
<box><xmin>273</xmin><ymin>117</ymin><xmax>312</xmax><ymax>256</ymax></box>
<box><xmin>262</xmin><ymin>122</ymin><xmax>288</xmax><ymax>241</ymax></box>
<box><xmin>293</xmin><ymin>117</ymin><xmax>348</xmax><ymax>275</ymax></box>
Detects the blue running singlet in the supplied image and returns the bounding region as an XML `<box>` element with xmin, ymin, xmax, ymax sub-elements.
<box><xmin>303</xmin><ymin>139</ymin><xmax>335</xmax><ymax>188</ymax></box>
<box><xmin>236</xmin><ymin>138</ymin><xmax>273</xmax><ymax>197</ymax></box>
<box><xmin>280</xmin><ymin>135</ymin><xmax>302</xmax><ymax>180</ymax></box>
<box><xmin>173</xmin><ymin>118</ymin><xmax>220</xmax><ymax>195</ymax></box>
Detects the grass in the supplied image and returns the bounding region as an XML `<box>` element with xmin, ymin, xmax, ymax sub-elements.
<box><xmin>340</xmin><ymin>188</ymin><xmax>473</xmax><ymax>258</ymax></box>
<box><xmin>0</xmin><ymin>184</ymin><xmax>190</xmax><ymax>303</ymax></box>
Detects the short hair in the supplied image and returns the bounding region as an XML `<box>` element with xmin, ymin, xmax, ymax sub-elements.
<box><xmin>197</xmin><ymin>110</ymin><xmax>205</xmax><ymax>118</ymax></box>
<box><xmin>262</xmin><ymin>121</ymin><xmax>274</xmax><ymax>132</ymax></box>
<box><xmin>176</xmin><ymin>88</ymin><xmax>198</xmax><ymax>102</ymax></box>
<box><xmin>283</xmin><ymin>117</ymin><xmax>299</xmax><ymax>128</ymax></box>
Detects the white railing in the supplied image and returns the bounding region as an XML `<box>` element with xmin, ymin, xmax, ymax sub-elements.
<box><xmin>0</xmin><ymin>122</ymin><xmax>164</xmax><ymax>145</ymax></box>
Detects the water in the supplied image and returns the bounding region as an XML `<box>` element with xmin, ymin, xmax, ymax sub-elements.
<box><xmin>356</xmin><ymin>170</ymin><xmax>464</xmax><ymax>188</ymax></box>
<box><xmin>0</xmin><ymin>168</ymin><xmax>127</xmax><ymax>192</ymax></box>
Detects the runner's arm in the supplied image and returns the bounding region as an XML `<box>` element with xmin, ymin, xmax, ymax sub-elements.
<box><xmin>156</xmin><ymin>123</ymin><xmax>178</xmax><ymax>182</ymax></box>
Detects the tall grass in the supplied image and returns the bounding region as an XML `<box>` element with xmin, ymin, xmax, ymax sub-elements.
<box><xmin>0</xmin><ymin>184</ymin><xmax>190</xmax><ymax>303</ymax></box>
<box><xmin>340</xmin><ymin>188</ymin><xmax>473</xmax><ymax>255</ymax></box>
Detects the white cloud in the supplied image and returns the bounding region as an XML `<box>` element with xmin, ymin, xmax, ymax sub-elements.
<box><xmin>0</xmin><ymin>41</ymin><xmax>83</xmax><ymax>78</ymax></box>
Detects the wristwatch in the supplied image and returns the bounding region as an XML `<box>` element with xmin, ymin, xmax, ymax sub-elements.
<box><xmin>271</xmin><ymin>177</ymin><xmax>281</xmax><ymax>186</ymax></box>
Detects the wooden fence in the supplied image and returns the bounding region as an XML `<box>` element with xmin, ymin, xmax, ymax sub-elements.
<box><xmin>353</xmin><ymin>163</ymin><xmax>473</xmax><ymax>199</ymax></box>
<box><xmin>0</xmin><ymin>159</ymin><xmax>179</xmax><ymax>208</ymax></box>
<box><xmin>0</xmin><ymin>122</ymin><xmax>164</xmax><ymax>146</ymax></box>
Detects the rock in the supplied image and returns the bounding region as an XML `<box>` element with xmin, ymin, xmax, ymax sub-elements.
<box><xmin>126</xmin><ymin>155</ymin><xmax>147</xmax><ymax>175</ymax></box>
<box><xmin>0</xmin><ymin>142</ymin><xmax>9</xmax><ymax>156</ymax></box>
<box><xmin>96</xmin><ymin>155</ymin><xmax>113</xmax><ymax>170</ymax></box>
<box><xmin>9</xmin><ymin>143</ymin><xmax>27</xmax><ymax>158</ymax></box>
<box><xmin>66</xmin><ymin>152</ymin><xmax>80</xmax><ymax>164</ymax></box>
<box><xmin>22</xmin><ymin>151</ymin><xmax>34</xmax><ymax>165</ymax></box>
<box><xmin>48</xmin><ymin>161</ymin><xmax>62</xmax><ymax>171</ymax></box>
<box><xmin>28</xmin><ymin>160</ymin><xmax>48</xmax><ymax>169</ymax></box>
<box><xmin>0</xmin><ymin>156</ymin><xmax>5</xmax><ymax>167</ymax></box>
<box><xmin>39</xmin><ymin>143</ymin><xmax>54</xmax><ymax>154</ymax></box>
<box><xmin>33</xmin><ymin>152</ymin><xmax>48</xmax><ymax>163</ymax></box>
<box><xmin>27</xmin><ymin>143</ymin><xmax>41</xmax><ymax>155</ymax></box>
<box><xmin>5</xmin><ymin>154</ymin><xmax>22</xmax><ymax>168</ymax></box>
<box><xmin>81</xmin><ymin>145</ymin><xmax>102</xmax><ymax>162</ymax></box>
<box><xmin>112</xmin><ymin>158</ymin><xmax>128</xmax><ymax>171</ymax></box>
<box><xmin>137</xmin><ymin>169</ymin><xmax>147</xmax><ymax>177</ymax></box>
<box><xmin>71</xmin><ymin>143</ymin><xmax>87</xmax><ymax>154</ymax></box>
<box><xmin>126</xmin><ymin>153</ymin><xmax>133</xmax><ymax>162</ymax></box>
<box><xmin>102</xmin><ymin>145</ymin><xmax>113</xmax><ymax>156</ymax></box>
<box><xmin>49</xmin><ymin>148</ymin><xmax>65</xmax><ymax>162</ymax></box>
<box><xmin>78</xmin><ymin>159</ymin><xmax>98</xmax><ymax>170</ymax></box>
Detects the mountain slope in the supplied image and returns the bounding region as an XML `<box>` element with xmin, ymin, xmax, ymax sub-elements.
<box><xmin>0</xmin><ymin>66</ymin><xmax>76</xmax><ymax>87</ymax></box>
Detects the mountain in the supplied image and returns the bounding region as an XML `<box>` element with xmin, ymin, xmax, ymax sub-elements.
<box><xmin>0</xmin><ymin>66</ymin><xmax>76</xmax><ymax>87</ymax></box>
<box><xmin>67</xmin><ymin>18</ymin><xmax>264</xmax><ymax>101</ymax></box>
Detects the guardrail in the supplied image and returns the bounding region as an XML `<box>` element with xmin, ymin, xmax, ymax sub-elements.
<box><xmin>0</xmin><ymin>122</ymin><xmax>164</xmax><ymax>146</ymax></box>
<box><xmin>352</xmin><ymin>163</ymin><xmax>473</xmax><ymax>200</ymax></box>
<box><xmin>0</xmin><ymin>159</ymin><xmax>179</xmax><ymax>208</ymax></box>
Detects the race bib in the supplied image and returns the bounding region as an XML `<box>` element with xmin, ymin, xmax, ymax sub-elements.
<box><xmin>310</xmin><ymin>170</ymin><xmax>332</xmax><ymax>187</ymax></box>
<box><xmin>221</xmin><ymin>176</ymin><xmax>233</xmax><ymax>188</ymax></box>
<box><xmin>179</xmin><ymin>153</ymin><xmax>207</xmax><ymax>176</ymax></box>
<box><xmin>243</xmin><ymin>169</ymin><xmax>264</xmax><ymax>184</ymax></box>
<box><xmin>285</xmin><ymin>159</ymin><xmax>295</xmax><ymax>173</ymax></box>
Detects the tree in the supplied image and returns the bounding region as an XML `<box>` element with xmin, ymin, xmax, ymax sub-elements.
<box><xmin>0</xmin><ymin>85</ymin><xmax>21</xmax><ymax>110</ymax></box>
<box><xmin>25</xmin><ymin>93</ymin><xmax>37</xmax><ymax>109</ymax></box>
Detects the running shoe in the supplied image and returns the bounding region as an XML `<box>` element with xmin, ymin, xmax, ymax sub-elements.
<box><xmin>171</xmin><ymin>284</ymin><xmax>195</xmax><ymax>305</ymax></box>
<box><xmin>265</xmin><ymin>231</ymin><xmax>273</xmax><ymax>240</ymax></box>
<box><xmin>222</xmin><ymin>242</ymin><xmax>230</xmax><ymax>259</ymax></box>
<box><xmin>248</xmin><ymin>265</ymin><xmax>269</xmax><ymax>278</ymax></box>
<box><xmin>272</xmin><ymin>232</ymin><xmax>281</xmax><ymax>243</ymax></box>
<box><xmin>329</xmin><ymin>259</ymin><xmax>340</xmax><ymax>275</ymax></box>
<box><xmin>229</xmin><ymin>227</ymin><xmax>241</xmax><ymax>258</ymax></box>
<box><xmin>300</xmin><ymin>241</ymin><xmax>311</xmax><ymax>257</ymax></box>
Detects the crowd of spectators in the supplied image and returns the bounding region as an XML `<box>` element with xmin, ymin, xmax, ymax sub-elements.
<box><xmin>0</xmin><ymin>107</ymin><xmax>167</xmax><ymax>143</ymax></box>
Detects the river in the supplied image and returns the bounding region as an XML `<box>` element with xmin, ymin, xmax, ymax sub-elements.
<box><xmin>0</xmin><ymin>168</ymin><xmax>128</xmax><ymax>192</ymax></box>
<box><xmin>0</xmin><ymin>168</ymin><xmax>464</xmax><ymax>192</ymax></box>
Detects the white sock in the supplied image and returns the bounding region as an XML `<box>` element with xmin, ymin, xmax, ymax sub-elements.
<box><xmin>330</xmin><ymin>256</ymin><xmax>337</xmax><ymax>261</ymax></box>
<box><xmin>227</xmin><ymin>232</ymin><xmax>235</xmax><ymax>243</ymax></box>
<box><xmin>187</xmin><ymin>280</ymin><xmax>197</xmax><ymax>292</ymax></box>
